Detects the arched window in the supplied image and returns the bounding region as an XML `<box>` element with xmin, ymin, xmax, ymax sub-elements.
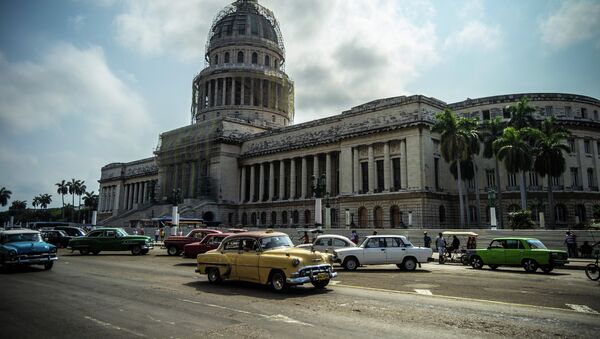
<box><xmin>224</xmin><ymin>52</ymin><xmax>230</xmax><ymax>63</ymax></box>
<box><xmin>373</xmin><ymin>206</ymin><xmax>383</xmax><ymax>228</ymax></box>
<box><xmin>251</xmin><ymin>212</ymin><xmax>257</xmax><ymax>226</ymax></box>
<box><xmin>282</xmin><ymin>211</ymin><xmax>288</xmax><ymax>225</ymax></box>
<box><xmin>439</xmin><ymin>205</ymin><xmax>446</xmax><ymax>223</ymax></box>
<box><xmin>358</xmin><ymin>207</ymin><xmax>368</xmax><ymax>228</ymax></box>
<box><xmin>390</xmin><ymin>206</ymin><xmax>401</xmax><ymax>228</ymax></box>
<box><xmin>260</xmin><ymin>212</ymin><xmax>267</xmax><ymax>225</ymax></box>
<box><xmin>237</xmin><ymin>51</ymin><xmax>244</xmax><ymax>63</ymax></box>
<box><xmin>304</xmin><ymin>210</ymin><xmax>311</xmax><ymax>225</ymax></box>
<box><xmin>213</xmin><ymin>54</ymin><xmax>219</xmax><ymax>65</ymax></box>
<box><xmin>292</xmin><ymin>210</ymin><xmax>299</xmax><ymax>224</ymax></box>
<box><xmin>274</xmin><ymin>58</ymin><xmax>279</xmax><ymax>69</ymax></box>
<box><xmin>252</xmin><ymin>52</ymin><xmax>258</xmax><ymax>64</ymax></box>
<box><xmin>575</xmin><ymin>204</ymin><xmax>586</xmax><ymax>223</ymax></box>
<box><xmin>270</xmin><ymin>211</ymin><xmax>277</xmax><ymax>226</ymax></box>
<box><xmin>241</xmin><ymin>212</ymin><xmax>247</xmax><ymax>226</ymax></box>
<box><xmin>555</xmin><ymin>204</ymin><xmax>567</xmax><ymax>223</ymax></box>
<box><xmin>265</xmin><ymin>55</ymin><xmax>270</xmax><ymax>67</ymax></box>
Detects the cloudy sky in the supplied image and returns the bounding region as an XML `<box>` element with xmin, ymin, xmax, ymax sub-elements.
<box><xmin>1</xmin><ymin>0</ymin><xmax>599</xmax><ymax>210</ymax></box>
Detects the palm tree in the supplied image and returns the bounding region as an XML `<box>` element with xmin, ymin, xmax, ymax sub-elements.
<box><xmin>76</xmin><ymin>182</ymin><xmax>86</xmax><ymax>223</ymax></box>
<box><xmin>9</xmin><ymin>200</ymin><xmax>27</xmax><ymax>210</ymax></box>
<box><xmin>530</xmin><ymin>117</ymin><xmax>570</xmax><ymax>229</ymax></box>
<box><xmin>481</xmin><ymin>117</ymin><xmax>506</xmax><ymax>228</ymax></box>
<box><xmin>56</xmin><ymin>180</ymin><xmax>69</xmax><ymax>219</ymax></box>
<box><xmin>83</xmin><ymin>191</ymin><xmax>98</xmax><ymax>223</ymax></box>
<box><xmin>507</xmin><ymin>97</ymin><xmax>536</xmax><ymax>129</ymax></box>
<box><xmin>32</xmin><ymin>196</ymin><xmax>41</xmax><ymax>210</ymax></box>
<box><xmin>67</xmin><ymin>178</ymin><xmax>82</xmax><ymax>222</ymax></box>
<box><xmin>433</xmin><ymin>109</ymin><xmax>477</xmax><ymax>227</ymax></box>
<box><xmin>1</xmin><ymin>187</ymin><xmax>12</xmax><ymax>207</ymax></box>
<box><xmin>461</xmin><ymin>118</ymin><xmax>482</xmax><ymax>228</ymax></box>
<box><xmin>493</xmin><ymin>127</ymin><xmax>533</xmax><ymax>210</ymax></box>
<box><xmin>39</xmin><ymin>194</ymin><xmax>52</xmax><ymax>209</ymax></box>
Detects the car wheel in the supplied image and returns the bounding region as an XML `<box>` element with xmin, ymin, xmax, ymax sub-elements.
<box><xmin>396</xmin><ymin>264</ymin><xmax>404</xmax><ymax>270</ymax></box>
<box><xmin>44</xmin><ymin>262</ymin><xmax>54</xmax><ymax>270</ymax></box>
<box><xmin>207</xmin><ymin>268</ymin><xmax>222</xmax><ymax>284</ymax></box>
<box><xmin>79</xmin><ymin>248</ymin><xmax>90</xmax><ymax>256</ymax></box>
<box><xmin>471</xmin><ymin>256</ymin><xmax>483</xmax><ymax>269</ymax></box>
<box><xmin>489</xmin><ymin>265</ymin><xmax>499</xmax><ymax>270</ymax></box>
<box><xmin>343</xmin><ymin>257</ymin><xmax>358</xmax><ymax>271</ymax></box>
<box><xmin>522</xmin><ymin>259</ymin><xmax>538</xmax><ymax>273</ymax></box>
<box><xmin>461</xmin><ymin>255</ymin><xmax>470</xmax><ymax>266</ymax></box>
<box><xmin>402</xmin><ymin>257</ymin><xmax>417</xmax><ymax>272</ymax></box>
<box><xmin>585</xmin><ymin>264</ymin><xmax>600</xmax><ymax>281</ymax></box>
<box><xmin>167</xmin><ymin>246</ymin><xmax>179</xmax><ymax>256</ymax></box>
<box><xmin>270</xmin><ymin>271</ymin><xmax>288</xmax><ymax>292</ymax></box>
<box><xmin>92</xmin><ymin>250</ymin><xmax>100</xmax><ymax>255</ymax></box>
<box><xmin>141</xmin><ymin>249</ymin><xmax>149</xmax><ymax>255</ymax></box>
<box><xmin>311</xmin><ymin>279</ymin><xmax>330</xmax><ymax>289</ymax></box>
<box><xmin>541</xmin><ymin>265</ymin><xmax>554</xmax><ymax>274</ymax></box>
<box><xmin>131</xmin><ymin>245</ymin><xmax>142</xmax><ymax>256</ymax></box>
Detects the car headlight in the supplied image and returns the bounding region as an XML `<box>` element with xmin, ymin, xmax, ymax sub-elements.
<box><xmin>292</xmin><ymin>258</ymin><xmax>300</xmax><ymax>267</ymax></box>
<box><xmin>8</xmin><ymin>250</ymin><xmax>17</xmax><ymax>257</ymax></box>
<box><xmin>49</xmin><ymin>247</ymin><xmax>57</xmax><ymax>253</ymax></box>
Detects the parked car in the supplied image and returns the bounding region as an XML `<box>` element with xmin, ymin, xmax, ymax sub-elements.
<box><xmin>468</xmin><ymin>237</ymin><xmax>569</xmax><ymax>273</ymax></box>
<box><xmin>0</xmin><ymin>229</ymin><xmax>58</xmax><ymax>270</ymax></box>
<box><xmin>40</xmin><ymin>229</ymin><xmax>72</xmax><ymax>248</ymax></box>
<box><xmin>333</xmin><ymin>235</ymin><xmax>433</xmax><ymax>271</ymax></box>
<box><xmin>68</xmin><ymin>228</ymin><xmax>154</xmax><ymax>255</ymax></box>
<box><xmin>183</xmin><ymin>233</ymin><xmax>234</xmax><ymax>258</ymax></box>
<box><xmin>296</xmin><ymin>234</ymin><xmax>356</xmax><ymax>253</ymax></box>
<box><xmin>196</xmin><ymin>230</ymin><xmax>338</xmax><ymax>292</ymax></box>
<box><xmin>53</xmin><ymin>226</ymin><xmax>86</xmax><ymax>237</ymax></box>
<box><xmin>163</xmin><ymin>229</ymin><xmax>222</xmax><ymax>256</ymax></box>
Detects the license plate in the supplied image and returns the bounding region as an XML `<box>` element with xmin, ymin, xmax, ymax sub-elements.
<box><xmin>317</xmin><ymin>273</ymin><xmax>329</xmax><ymax>280</ymax></box>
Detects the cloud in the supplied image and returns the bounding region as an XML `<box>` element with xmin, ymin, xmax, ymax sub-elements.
<box><xmin>68</xmin><ymin>15</ymin><xmax>86</xmax><ymax>31</ymax></box>
<box><xmin>539</xmin><ymin>0</ymin><xmax>600</xmax><ymax>49</ymax></box>
<box><xmin>444</xmin><ymin>21</ymin><xmax>502</xmax><ymax>52</ymax></box>
<box><xmin>0</xmin><ymin>43</ymin><xmax>155</xmax><ymax>209</ymax></box>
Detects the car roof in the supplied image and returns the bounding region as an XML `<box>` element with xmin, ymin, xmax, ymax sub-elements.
<box><xmin>443</xmin><ymin>231</ymin><xmax>478</xmax><ymax>236</ymax></box>
<box><xmin>224</xmin><ymin>230</ymin><xmax>288</xmax><ymax>239</ymax></box>
<box><xmin>364</xmin><ymin>235</ymin><xmax>406</xmax><ymax>239</ymax></box>
<box><xmin>1</xmin><ymin>229</ymin><xmax>40</xmax><ymax>235</ymax></box>
<box><xmin>316</xmin><ymin>234</ymin><xmax>352</xmax><ymax>241</ymax></box>
<box><xmin>191</xmin><ymin>228</ymin><xmax>222</xmax><ymax>233</ymax></box>
<box><xmin>491</xmin><ymin>237</ymin><xmax>539</xmax><ymax>241</ymax></box>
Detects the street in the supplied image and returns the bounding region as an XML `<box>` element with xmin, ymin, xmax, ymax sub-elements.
<box><xmin>0</xmin><ymin>249</ymin><xmax>598</xmax><ymax>338</ymax></box>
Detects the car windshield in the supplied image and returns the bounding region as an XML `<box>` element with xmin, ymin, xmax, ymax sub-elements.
<box><xmin>116</xmin><ymin>229</ymin><xmax>128</xmax><ymax>237</ymax></box>
<box><xmin>259</xmin><ymin>236</ymin><xmax>294</xmax><ymax>250</ymax></box>
<box><xmin>2</xmin><ymin>233</ymin><xmax>42</xmax><ymax>243</ymax></box>
<box><xmin>527</xmin><ymin>239</ymin><xmax>547</xmax><ymax>249</ymax></box>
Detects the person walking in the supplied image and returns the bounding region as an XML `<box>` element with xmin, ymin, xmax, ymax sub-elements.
<box><xmin>154</xmin><ymin>228</ymin><xmax>160</xmax><ymax>242</ymax></box>
<box><xmin>159</xmin><ymin>228</ymin><xmax>165</xmax><ymax>241</ymax></box>
<box><xmin>350</xmin><ymin>230</ymin><xmax>359</xmax><ymax>244</ymax></box>
<box><xmin>423</xmin><ymin>232</ymin><xmax>432</xmax><ymax>248</ymax></box>
<box><xmin>436</xmin><ymin>232</ymin><xmax>446</xmax><ymax>264</ymax></box>
<box><xmin>564</xmin><ymin>231</ymin><xmax>578</xmax><ymax>258</ymax></box>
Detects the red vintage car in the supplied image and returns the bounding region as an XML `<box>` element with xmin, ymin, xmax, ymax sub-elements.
<box><xmin>163</xmin><ymin>229</ymin><xmax>222</xmax><ymax>256</ymax></box>
<box><xmin>183</xmin><ymin>233</ymin><xmax>234</xmax><ymax>258</ymax></box>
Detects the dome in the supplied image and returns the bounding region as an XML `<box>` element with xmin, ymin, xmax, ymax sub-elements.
<box><xmin>206</xmin><ymin>0</ymin><xmax>285</xmax><ymax>58</ymax></box>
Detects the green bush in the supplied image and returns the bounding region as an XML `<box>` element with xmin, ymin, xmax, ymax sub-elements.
<box><xmin>508</xmin><ymin>209</ymin><xmax>536</xmax><ymax>229</ymax></box>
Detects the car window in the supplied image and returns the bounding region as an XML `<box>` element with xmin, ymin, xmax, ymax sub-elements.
<box><xmin>194</xmin><ymin>232</ymin><xmax>206</xmax><ymax>239</ymax></box>
<box><xmin>505</xmin><ymin>239</ymin><xmax>521</xmax><ymax>249</ymax></box>
<box><xmin>104</xmin><ymin>231</ymin><xmax>116</xmax><ymax>238</ymax></box>
<box><xmin>314</xmin><ymin>238</ymin><xmax>325</xmax><ymax>246</ymax></box>
<box><xmin>489</xmin><ymin>240</ymin><xmax>505</xmax><ymax>249</ymax></box>
<box><xmin>211</xmin><ymin>236</ymin><xmax>225</xmax><ymax>245</ymax></box>
<box><xmin>2</xmin><ymin>233</ymin><xmax>42</xmax><ymax>243</ymax></box>
<box><xmin>260</xmin><ymin>236</ymin><xmax>294</xmax><ymax>250</ymax></box>
<box><xmin>223</xmin><ymin>239</ymin><xmax>240</xmax><ymax>251</ymax></box>
<box><xmin>241</xmin><ymin>239</ymin><xmax>257</xmax><ymax>252</ymax></box>
<box><xmin>385</xmin><ymin>237</ymin><xmax>401</xmax><ymax>247</ymax></box>
<box><xmin>527</xmin><ymin>239</ymin><xmax>547</xmax><ymax>249</ymax></box>
<box><xmin>365</xmin><ymin>238</ymin><xmax>382</xmax><ymax>248</ymax></box>
<box><xmin>87</xmin><ymin>231</ymin><xmax>103</xmax><ymax>238</ymax></box>
<box><xmin>333</xmin><ymin>239</ymin><xmax>347</xmax><ymax>247</ymax></box>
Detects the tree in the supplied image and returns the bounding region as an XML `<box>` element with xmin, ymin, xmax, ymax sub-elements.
<box><xmin>0</xmin><ymin>187</ymin><xmax>12</xmax><ymax>207</ymax></box>
<box><xmin>76</xmin><ymin>182</ymin><xmax>86</xmax><ymax>222</ymax></box>
<box><xmin>9</xmin><ymin>200</ymin><xmax>27</xmax><ymax>211</ymax></box>
<box><xmin>493</xmin><ymin>127</ymin><xmax>533</xmax><ymax>210</ymax></box>
<box><xmin>481</xmin><ymin>117</ymin><xmax>506</xmax><ymax>228</ymax></box>
<box><xmin>56</xmin><ymin>180</ymin><xmax>69</xmax><ymax>219</ymax></box>
<box><xmin>39</xmin><ymin>194</ymin><xmax>52</xmax><ymax>209</ymax></box>
<box><xmin>66</xmin><ymin>178</ymin><xmax>83</xmax><ymax>222</ymax></box>
<box><xmin>32</xmin><ymin>196</ymin><xmax>41</xmax><ymax>210</ymax></box>
<box><xmin>83</xmin><ymin>191</ymin><xmax>99</xmax><ymax>210</ymax></box>
<box><xmin>507</xmin><ymin>97</ymin><xmax>536</xmax><ymax>129</ymax></box>
<box><xmin>530</xmin><ymin>117</ymin><xmax>570</xmax><ymax>229</ymax></box>
<box><xmin>433</xmin><ymin>109</ymin><xmax>478</xmax><ymax>227</ymax></box>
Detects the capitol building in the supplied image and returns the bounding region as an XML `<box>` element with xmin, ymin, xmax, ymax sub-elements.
<box><xmin>97</xmin><ymin>0</ymin><xmax>600</xmax><ymax>229</ymax></box>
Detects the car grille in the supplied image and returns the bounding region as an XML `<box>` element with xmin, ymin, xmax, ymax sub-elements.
<box><xmin>15</xmin><ymin>253</ymin><xmax>56</xmax><ymax>261</ymax></box>
<box><xmin>298</xmin><ymin>264</ymin><xmax>332</xmax><ymax>277</ymax></box>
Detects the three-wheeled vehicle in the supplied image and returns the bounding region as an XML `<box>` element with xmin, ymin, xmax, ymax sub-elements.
<box><xmin>441</xmin><ymin>231</ymin><xmax>478</xmax><ymax>265</ymax></box>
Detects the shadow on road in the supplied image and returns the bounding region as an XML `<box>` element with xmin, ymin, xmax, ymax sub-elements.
<box><xmin>339</xmin><ymin>268</ymin><xmax>432</xmax><ymax>274</ymax></box>
<box><xmin>466</xmin><ymin>267</ymin><xmax>570</xmax><ymax>276</ymax></box>
<box><xmin>184</xmin><ymin>280</ymin><xmax>333</xmax><ymax>300</ymax></box>
<box><xmin>174</xmin><ymin>262</ymin><xmax>197</xmax><ymax>267</ymax></box>
<box><xmin>0</xmin><ymin>266</ymin><xmax>48</xmax><ymax>274</ymax></box>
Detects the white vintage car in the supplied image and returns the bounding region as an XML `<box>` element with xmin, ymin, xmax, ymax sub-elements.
<box><xmin>296</xmin><ymin>234</ymin><xmax>356</xmax><ymax>253</ymax></box>
<box><xmin>333</xmin><ymin>235</ymin><xmax>433</xmax><ymax>271</ymax></box>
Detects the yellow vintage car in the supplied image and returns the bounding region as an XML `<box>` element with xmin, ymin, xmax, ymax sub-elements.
<box><xmin>196</xmin><ymin>230</ymin><xmax>337</xmax><ymax>292</ymax></box>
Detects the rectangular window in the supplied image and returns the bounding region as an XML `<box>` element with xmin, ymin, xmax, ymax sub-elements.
<box><xmin>565</xmin><ymin>106</ymin><xmax>572</xmax><ymax>117</ymax></box>
<box><xmin>434</xmin><ymin>158</ymin><xmax>440</xmax><ymax>190</ymax></box>
<box><xmin>552</xmin><ymin>176</ymin><xmax>561</xmax><ymax>187</ymax></box>
<box><xmin>584</xmin><ymin>140</ymin><xmax>591</xmax><ymax>153</ymax></box>
<box><xmin>582</xmin><ymin>108</ymin><xmax>588</xmax><ymax>119</ymax></box>
<box><xmin>568</xmin><ymin>139</ymin><xmax>576</xmax><ymax>153</ymax></box>
<box><xmin>482</xmin><ymin>110</ymin><xmax>490</xmax><ymax>120</ymax></box>
<box><xmin>376</xmin><ymin>160</ymin><xmax>384</xmax><ymax>192</ymax></box>
<box><xmin>486</xmin><ymin>169</ymin><xmax>496</xmax><ymax>188</ymax></box>
<box><xmin>595</xmin><ymin>110</ymin><xmax>599</xmax><ymax>121</ymax></box>
<box><xmin>545</xmin><ymin>106</ymin><xmax>553</xmax><ymax>116</ymax></box>
<box><xmin>502</xmin><ymin>107</ymin><xmax>511</xmax><ymax>119</ymax></box>
<box><xmin>528</xmin><ymin>171</ymin><xmax>538</xmax><ymax>186</ymax></box>
<box><xmin>392</xmin><ymin>158</ymin><xmax>401</xmax><ymax>190</ymax></box>
<box><xmin>361</xmin><ymin>162</ymin><xmax>369</xmax><ymax>193</ymax></box>
<box><xmin>571</xmin><ymin>167</ymin><xmax>579</xmax><ymax>187</ymax></box>
<box><xmin>468</xmin><ymin>178</ymin><xmax>475</xmax><ymax>189</ymax></box>
<box><xmin>587</xmin><ymin>168</ymin><xmax>595</xmax><ymax>188</ymax></box>
<box><xmin>507</xmin><ymin>173</ymin><xmax>517</xmax><ymax>187</ymax></box>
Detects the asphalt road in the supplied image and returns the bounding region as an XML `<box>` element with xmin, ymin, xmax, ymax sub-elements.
<box><xmin>0</xmin><ymin>249</ymin><xmax>598</xmax><ymax>338</ymax></box>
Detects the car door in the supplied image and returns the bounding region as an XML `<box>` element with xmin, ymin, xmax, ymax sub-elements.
<box><xmin>101</xmin><ymin>230</ymin><xmax>120</xmax><ymax>251</ymax></box>
<box><xmin>314</xmin><ymin>237</ymin><xmax>331</xmax><ymax>252</ymax></box>
<box><xmin>384</xmin><ymin>237</ymin><xmax>405</xmax><ymax>264</ymax></box>
<box><xmin>362</xmin><ymin>237</ymin><xmax>387</xmax><ymax>264</ymax></box>
<box><xmin>486</xmin><ymin>240</ymin><xmax>506</xmax><ymax>265</ymax></box>
<box><xmin>504</xmin><ymin>239</ymin><xmax>524</xmax><ymax>265</ymax></box>
<box><xmin>221</xmin><ymin>239</ymin><xmax>241</xmax><ymax>280</ymax></box>
<box><xmin>236</xmin><ymin>238</ymin><xmax>260</xmax><ymax>282</ymax></box>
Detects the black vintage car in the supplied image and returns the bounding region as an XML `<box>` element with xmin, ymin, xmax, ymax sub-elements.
<box><xmin>40</xmin><ymin>230</ymin><xmax>72</xmax><ymax>248</ymax></box>
<box><xmin>53</xmin><ymin>226</ymin><xmax>86</xmax><ymax>237</ymax></box>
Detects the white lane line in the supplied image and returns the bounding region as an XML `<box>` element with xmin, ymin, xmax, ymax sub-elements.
<box><xmin>330</xmin><ymin>280</ymin><xmax>341</xmax><ymax>285</ymax></box>
<box><xmin>84</xmin><ymin>316</ymin><xmax>146</xmax><ymax>337</ymax></box>
<box><xmin>414</xmin><ymin>289</ymin><xmax>433</xmax><ymax>295</ymax></box>
<box><xmin>566</xmin><ymin>304</ymin><xmax>599</xmax><ymax>314</ymax></box>
<box><xmin>179</xmin><ymin>299</ymin><xmax>313</xmax><ymax>327</ymax></box>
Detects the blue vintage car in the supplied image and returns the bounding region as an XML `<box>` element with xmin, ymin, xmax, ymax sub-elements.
<box><xmin>0</xmin><ymin>229</ymin><xmax>58</xmax><ymax>270</ymax></box>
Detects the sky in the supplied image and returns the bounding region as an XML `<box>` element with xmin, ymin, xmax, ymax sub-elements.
<box><xmin>1</xmin><ymin>0</ymin><xmax>600</xmax><ymax>211</ymax></box>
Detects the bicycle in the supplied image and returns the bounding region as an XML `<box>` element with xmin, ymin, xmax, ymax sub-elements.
<box><xmin>585</xmin><ymin>246</ymin><xmax>600</xmax><ymax>281</ymax></box>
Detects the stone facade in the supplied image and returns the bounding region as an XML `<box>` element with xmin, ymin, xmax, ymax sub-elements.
<box><xmin>97</xmin><ymin>0</ymin><xmax>600</xmax><ymax>228</ymax></box>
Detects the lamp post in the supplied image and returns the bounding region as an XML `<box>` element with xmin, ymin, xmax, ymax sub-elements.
<box><xmin>488</xmin><ymin>189</ymin><xmax>497</xmax><ymax>230</ymax></box>
<box><xmin>345</xmin><ymin>208</ymin><xmax>350</xmax><ymax>230</ymax></box>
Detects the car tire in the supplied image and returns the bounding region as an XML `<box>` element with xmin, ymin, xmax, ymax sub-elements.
<box><xmin>541</xmin><ymin>265</ymin><xmax>554</xmax><ymax>274</ymax></box>
<box><xmin>167</xmin><ymin>246</ymin><xmax>179</xmax><ymax>256</ymax></box>
<box><xmin>489</xmin><ymin>265</ymin><xmax>499</xmax><ymax>270</ymax></box>
<box><xmin>141</xmin><ymin>249</ymin><xmax>149</xmax><ymax>255</ymax></box>
<box><xmin>585</xmin><ymin>264</ymin><xmax>600</xmax><ymax>281</ymax></box>
<box><xmin>131</xmin><ymin>245</ymin><xmax>142</xmax><ymax>256</ymax></box>
<box><xmin>396</xmin><ymin>264</ymin><xmax>405</xmax><ymax>270</ymax></box>
<box><xmin>402</xmin><ymin>257</ymin><xmax>417</xmax><ymax>272</ymax></box>
<box><xmin>522</xmin><ymin>259</ymin><xmax>538</xmax><ymax>273</ymax></box>
<box><xmin>471</xmin><ymin>256</ymin><xmax>483</xmax><ymax>269</ymax></box>
<box><xmin>311</xmin><ymin>279</ymin><xmax>330</xmax><ymax>289</ymax></box>
<box><xmin>461</xmin><ymin>255</ymin><xmax>470</xmax><ymax>266</ymax></box>
<box><xmin>270</xmin><ymin>271</ymin><xmax>288</xmax><ymax>292</ymax></box>
<box><xmin>44</xmin><ymin>262</ymin><xmax>54</xmax><ymax>270</ymax></box>
<box><xmin>207</xmin><ymin>268</ymin><xmax>222</xmax><ymax>284</ymax></box>
<box><xmin>343</xmin><ymin>257</ymin><xmax>359</xmax><ymax>271</ymax></box>
<box><xmin>79</xmin><ymin>248</ymin><xmax>90</xmax><ymax>255</ymax></box>
<box><xmin>92</xmin><ymin>250</ymin><xmax>100</xmax><ymax>255</ymax></box>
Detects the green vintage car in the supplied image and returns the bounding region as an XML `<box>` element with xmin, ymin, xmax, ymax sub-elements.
<box><xmin>469</xmin><ymin>237</ymin><xmax>568</xmax><ymax>273</ymax></box>
<box><xmin>68</xmin><ymin>228</ymin><xmax>154</xmax><ymax>256</ymax></box>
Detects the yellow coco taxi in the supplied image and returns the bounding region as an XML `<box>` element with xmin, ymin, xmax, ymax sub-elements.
<box><xmin>196</xmin><ymin>230</ymin><xmax>338</xmax><ymax>292</ymax></box>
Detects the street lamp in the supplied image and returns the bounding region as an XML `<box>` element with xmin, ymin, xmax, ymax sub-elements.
<box><xmin>488</xmin><ymin>189</ymin><xmax>497</xmax><ymax>230</ymax></box>
<box><xmin>345</xmin><ymin>208</ymin><xmax>350</xmax><ymax>230</ymax></box>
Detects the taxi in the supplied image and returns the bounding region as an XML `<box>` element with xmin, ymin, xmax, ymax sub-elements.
<box><xmin>196</xmin><ymin>230</ymin><xmax>337</xmax><ymax>292</ymax></box>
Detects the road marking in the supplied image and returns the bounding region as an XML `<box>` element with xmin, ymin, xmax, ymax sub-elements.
<box><xmin>566</xmin><ymin>304</ymin><xmax>599</xmax><ymax>314</ymax></box>
<box><xmin>329</xmin><ymin>280</ymin><xmax>341</xmax><ymax>285</ymax></box>
<box><xmin>84</xmin><ymin>316</ymin><xmax>146</xmax><ymax>337</ymax></box>
<box><xmin>179</xmin><ymin>299</ymin><xmax>313</xmax><ymax>327</ymax></box>
<box><xmin>414</xmin><ymin>289</ymin><xmax>433</xmax><ymax>295</ymax></box>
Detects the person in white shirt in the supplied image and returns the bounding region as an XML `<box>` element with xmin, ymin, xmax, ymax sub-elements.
<box><xmin>436</xmin><ymin>233</ymin><xmax>446</xmax><ymax>264</ymax></box>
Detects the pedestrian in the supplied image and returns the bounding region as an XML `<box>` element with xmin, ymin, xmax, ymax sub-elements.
<box><xmin>139</xmin><ymin>227</ymin><xmax>145</xmax><ymax>236</ymax></box>
<box><xmin>423</xmin><ymin>231</ymin><xmax>431</xmax><ymax>248</ymax></box>
<box><xmin>159</xmin><ymin>228</ymin><xmax>165</xmax><ymax>241</ymax></box>
<box><xmin>350</xmin><ymin>230</ymin><xmax>359</xmax><ymax>244</ymax></box>
<box><xmin>436</xmin><ymin>232</ymin><xmax>446</xmax><ymax>264</ymax></box>
<box><xmin>302</xmin><ymin>231</ymin><xmax>310</xmax><ymax>244</ymax></box>
<box><xmin>564</xmin><ymin>231</ymin><xmax>578</xmax><ymax>258</ymax></box>
<box><xmin>372</xmin><ymin>231</ymin><xmax>378</xmax><ymax>236</ymax></box>
<box><xmin>580</xmin><ymin>241</ymin><xmax>593</xmax><ymax>259</ymax></box>
<box><xmin>154</xmin><ymin>228</ymin><xmax>160</xmax><ymax>242</ymax></box>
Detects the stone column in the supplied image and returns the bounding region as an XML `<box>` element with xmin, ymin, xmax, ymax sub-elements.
<box><xmin>109</xmin><ymin>186</ymin><xmax>114</xmax><ymax>211</ymax></box>
<box><xmin>231</xmin><ymin>77</ymin><xmax>236</xmax><ymax>105</ymax></box>
<box><xmin>368</xmin><ymin>145</ymin><xmax>375</xmax><ymax>193</ymax></box>
<box><xmin>258</xmin><ymin>78</ymin><xmax>263</xmax><ymax>107</ymax></box>
<box><xmin>240</xmin><ymin>77</ymin><xmax>245</xmax><ymax>105</ymax></box>
<box><xmin>212</xmin><ymin>79</ymin><xmax>217</xmax><ymax>107</ymax></box>
<box><xmin>141</xmin><ymin>182</ymin><xmax>146</xmax><ymax>204</ymax></box>
<box><xmin>269</xmin><ymin>161</ymin><xmax>275</xmax><ymax>200</ymax></box>
<box><xmin>240</xmin><ymin>166</ymin><xmax>246</xmax><ymax>203</ymax></box>
<box><xmin>275</xmin><ymin>82</ymin><xmax>279</xmax><ymax>111</ymax></box>
<box><xmin>578</xmin><ymin>139</ymin><xmax>586</xmax><ymax>188</ymax></box>
<box><xmin>401</xmin><ymin>139</ymin><xmax>408</xmax><ymax>189</ymax></box>
<box><xmin>99</xmin><ymin>187</ymin><xmax>104</xmax><ymax>212</ymax></box>
<box><xmin>279</xmin><ymin>160</ymin><xmax>285</xmax><ymax>199</ymax></box>
<box><xmin>207</xmin><ymin>79</ymin><xmax>213</xmax><ymax>107</ymax></box>
<box><xmin>314</xmin><ymin>154</ymin><xmax>320</xmax><ymax>177</ymax></box>
<box><xmin>123</xmin><ymin>185</ymin><xmax>128</xmax><ymax>210</ymax></box>
<box><xmin>250</xmin><ymin>77</ymin><xmax>255</xmax><ymax>106</ymax></box>
<box><xmin>290</xmin><ymin>158</ymin><xmax>296</xmax><ymax>199</ymax></box>
<box><xmin>326</xmin><ymin>152</ymin><xmax>332</xmax><ymax>194</ymax></box>
<box><xmin>593</xmin><ymin>140</ymin><xmax>600</xmax><ymax>189</ymax></box>
<box><xmin>190</xmin><ymin>163</ymin><xmax>196</xmax><ymax>198</ymax></box>
<box><xmin>250</xmin><ymin>165</ymin><xmax>256</xmax><ymax>202</ymax></box>
<box><xmin>134</xmin><ymin>182</ymin><xmax>140</xmax><ymax>205</ymax></box>
<box><xmin>383</xmin><ymin>142</ymin><xmax>391</xmax><ymax>191</ymax></box>
<box><xmin>301</xmin><ymin>157</ymin><xmax>308</xmax><ymax>198</ymax></box>
<box><xmin>340</xmin><ymin>147</ymin><xmax>353</xmax><ymax>195</ymax></box>
<box><xmin>259</xmin><ymin>163</ymin><xmax>265</xmax><ymax>201</ymax></box>
<box><xmin>353</xmin><ymin>147</ymin><xmax>360</xmax><ymax>193</ymax></box>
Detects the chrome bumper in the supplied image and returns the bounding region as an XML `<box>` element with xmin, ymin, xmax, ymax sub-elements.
<box><xmin>287</xmin><ymin>264</ymin><xmax>338</xmax><ymax>284</ymax></box>
<box><xmin>5</xmin><ymin>254</ymin><xmax>58</xmax><ymax>265</ymax></box>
